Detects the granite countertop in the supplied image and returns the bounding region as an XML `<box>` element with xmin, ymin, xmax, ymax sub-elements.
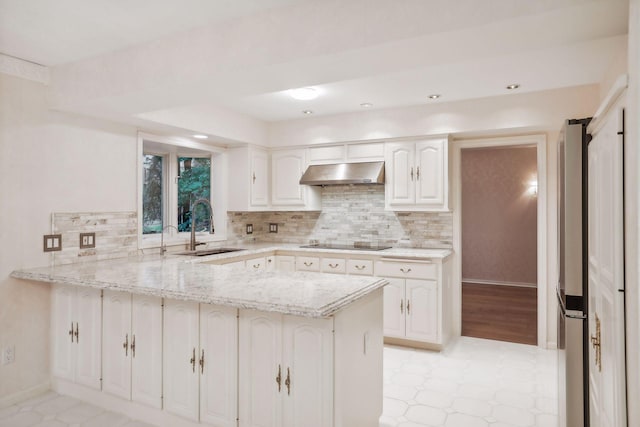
<box><xmin>11</xmin><ymin>254</ymin><xmax>386</xmax><ymax>318</ymax></box>
<box><xmin>184</xmin><ymin>243</ymin><xmax>453</xmax><ymax>264</ymax></box>
<box><xmin>11</xmin><ymin>244</ymin><xmax>451</xmax><ymax>318</ymax></box>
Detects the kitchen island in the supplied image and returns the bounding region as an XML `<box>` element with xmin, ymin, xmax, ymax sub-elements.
<box><xmin>12</xmin><ymin>254</ymin><xmax>386</xmax><ymax>427</ymax></box>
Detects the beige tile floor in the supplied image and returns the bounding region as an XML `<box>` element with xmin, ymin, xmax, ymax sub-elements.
<box><xmin>0</xmin><ymin>337</ymin><xmax>557</xmax><ymax>427</ymax></box>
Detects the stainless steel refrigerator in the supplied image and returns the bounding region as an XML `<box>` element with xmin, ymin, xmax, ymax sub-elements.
<box><xmin>557</xmin><ymin>118</ymin><xmax>591</xmax><ymax>427</ymax></box>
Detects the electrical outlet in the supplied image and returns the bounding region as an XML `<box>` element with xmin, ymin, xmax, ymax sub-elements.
<box><xmin>246</xmin><ymin>224</ymin><xmax>253</xmax><ymax>234</ymax></box>
<box><xmin>43</xmin><ymin>234</ymin><xmax>62</xmax><ymax>252</ymax></box>
<box><xmin>80</xmin><ymin>232</ymin><xmax>96</xmax><ymax>249</ymax></box>
<box><xmin>2</xmin><ymin>345</ymin><xmax>15</xmax><ymax>365</ymax></box>
<box><xmin>269</xmin><ymin>223</ymin><xmax>278</xmax><ymax>233</ymax></box>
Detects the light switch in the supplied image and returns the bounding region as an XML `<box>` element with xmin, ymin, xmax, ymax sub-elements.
<box><xmin>43</xmin><ymin>234</ymin><xmax>62</xmax><ymax>252</ymax></box>
<box><xmin>80</xmin><ymin>232</ymin><xmax>96</xmax><ymax>249</ymax></box>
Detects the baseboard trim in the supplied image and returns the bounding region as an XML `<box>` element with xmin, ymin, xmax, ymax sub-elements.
<box><xmin>384</xmin><ymin>336</ymin><xmax>443</xmax><ymax>351</ymax></box>
<box><xmin>462</xmin><ymin>278</ymin><xmax>537</xmax><ymax>289</ymax></box>
<box><xmin>0</xmin><ymin>381</ymin><xmax>51</xmax><ymax>409</ymax></box>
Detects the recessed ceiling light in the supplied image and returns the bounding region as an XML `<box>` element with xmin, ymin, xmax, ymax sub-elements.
<box><xmin>289</xmin><ymin>87</ymin><xmax>318</xmax><ymax>100</ymax></box>
<box><xmin>360</xmin><ymin>102</ymin><xmax>373</xmax><ymax>108</ymax></box>
<box><xmin>302</xmin><ymin>110</ymin><xmax>313</xmax><ymax>115</ymax></box>
<box><xmin>506</xmin><ymin>84</ymin><xmax>520</xmax><ymax>90</ymax></box>
<box><xmin>427</xmin><ymin>94</ymin><xmax>441</xmax><ymax>100</ymax></box>
<box><xmin>192</xmin><ymin>134</ymin><xmax>208</xmax><ymax>139</ymax></box>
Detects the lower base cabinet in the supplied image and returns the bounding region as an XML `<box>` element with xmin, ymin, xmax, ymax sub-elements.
<box><xmin>102</xmin><ymin>291</ymin><xmax>162</xmax><ymax>408</ymax></box>
<box><xmin>51</xmin><ymin>284</ymin><xmax>102</xmax><ymax>390</ymax></box>
<box><xmin>163</xmin><ymin>299</ymin><xmax>238</xmax><ymax>427</ymax></box>
<box><xmin>238</xmin><ymin>311</ymin><xmax>333</xmax><ymax>427</ymax></box>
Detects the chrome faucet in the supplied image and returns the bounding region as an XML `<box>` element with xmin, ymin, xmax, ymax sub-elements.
<box><xmin>160</xmin><ymin>224</ymin><xmax>179</xmax><ymax>255</ymax></box>
<box><xmin>190</xmin><ymin>198</ymin><xmax>214</xmax><ymax>251</ymax></box>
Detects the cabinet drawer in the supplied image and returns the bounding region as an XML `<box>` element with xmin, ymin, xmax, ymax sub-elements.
<box><xmin>246</xmin><ymin>257</ymin><xmax>267</xmax><ymax>270</ymax></box>
<box><xmin>346</xmin><ymin>259</ymin><xmax>373</xmax><ymax>275</ymax></box>
<box><xmin>296</xmin><ymin>256</ymin><xmax>321</xmax><ymax>272</ymax></box>
<box><xmin>375</xmin><ymin>260</ymin><xmax>437</xmax><ymax>279</ymax></box>
<box><xmin>321</xmin><ymin>257</ymin><xmax>346</xmax><ymax>274</ymax></box>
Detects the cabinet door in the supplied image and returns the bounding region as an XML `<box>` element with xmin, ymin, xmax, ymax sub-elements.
<box><xmin>131</xmin><ymin>295</ymin><xmax>163</xmax><ymax>409</ymax></box>
<box><xmin>251</xmin><ymin>149</ymin><xmax>269</xmax><ymax>207</ymax></box>
<box><xmin>415</xmin><ymin>140</ymin><xmax>445</xmax><ymax>206</ymax></box>
<box><xmin>282</xmin><ymin>316</ymin><xmax>333</xmax><ymax>427</ymax></box>
<box><xmin>75</xmin><ymin>287</ymin><xmax>102</xmax><ymax>390</ymax></box>
<box><xmin>200</xmin><ymin>304</ymin><xmax>238</xmax><ymax>427</ymax></box>
<box><xmin>102</xmin><ymin>291</ymin><xmax>132</xmax><ymax>400</ymax></box>
<box><xmin>386</xmin><ymin>142</ymin><xmax>415</xmax><ymax>205</ymax></box>
<box><xmin>271</xmin><ymin>149</ymin><xmax>306</xmax><ymax>206</ymax></box>
<box><xmin>383</xmin><ymin>278</ymin><xmax>406</xmax><ymax>338</ymax></box>
<box><xmin>163</xmin><ymin>299</ymin><xmax>200</xmax><ymax>421</ymax></box>
<box><xmin>239</xmin><ymin>310</ymin><xmax>283</xmax><ymax>427</ymax></box>
<box><xmin>51</xmin><ymin>284</ymin><xmax>75</xmax><ymax>381</ymax></box>
<box><xmin>265</xmin><ymin>256</ymin><xmax>276</xmax><ymax>271</ymax></box>
<box><xmin>405</xmin><ymin>279</ymin><xmax>438</xmax><ymax>342</ymax></box>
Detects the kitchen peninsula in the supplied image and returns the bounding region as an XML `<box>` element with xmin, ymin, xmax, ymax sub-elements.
<box><xmin>11</xmin><ymin>253</ymin><xmax>387</xmax><ymax>427</ymax></box>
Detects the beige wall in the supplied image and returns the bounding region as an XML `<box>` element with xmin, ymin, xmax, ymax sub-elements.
<box><xmin>461</xmin><ymin>146</ymin><xmax>538</xmax><ymax>285</ymax></box>
<box><xmin>0</xmin><ymin>73</ymin><xmax>137</xmax><ymax>404</ymax></box>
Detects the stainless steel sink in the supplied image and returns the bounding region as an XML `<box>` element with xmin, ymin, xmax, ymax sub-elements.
<box><xmin>176</xmin><ymin>248</ymin><xmax>245</xmax><ymax>257</ymax></box>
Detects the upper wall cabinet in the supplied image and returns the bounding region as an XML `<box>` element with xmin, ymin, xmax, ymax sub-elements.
<box><xmin>308</xmin><ymin>142</ymin><xmax>385</xmax><ymax>165</ymax></box>
<box><xmin>271</xmin><ymin>149</ymin><xmax>320</xmax><ymax>211</ymax></box>
<box><xmin>385</xmin><ymin>138</ymin><xmax>450</xmax><ymax>211</ymax></box>
<box><xmin>228</xmin><ymin>146</ymin><xmax>269</xmax><ymax>211</ymax></box>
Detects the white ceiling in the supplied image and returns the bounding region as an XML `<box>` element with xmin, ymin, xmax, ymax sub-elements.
<box><xmin>0</xmin><ymin>0</ymin><xmax>630</xmax><ymax>134</ymax></box>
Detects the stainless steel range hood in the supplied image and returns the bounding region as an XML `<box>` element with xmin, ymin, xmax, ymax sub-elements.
<box><xmin>299</xmin><ymin>161</ymin><xmax>385</xmax><ymax>186</ymax></box>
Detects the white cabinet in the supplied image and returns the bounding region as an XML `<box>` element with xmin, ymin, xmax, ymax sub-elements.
<box><xmin>376</xmin><ymin>258</ymin><xmax>451</xmax><ymax>347</ymax></box>
<box><xmin>228</xmin><ymin>146</ymin><xmax>269</xmax><ymax>211</ymax></box>
<box><xmin>308</xmin><ymin>142</ymin><xmax>384</xmax><ymax>165</ymax></box>
<box><xmin>239</xmin><ymin>311</ymin><xmax>333</xmax><ymax>427</ymax></box>
<box><xmin>163</xmin><ymin>299</ymin><xmax>238</xmax><ymax>426</ymax></box>
<box><xmin>385</xmin><ymin>138</ymin><xmax>450</xmax><ymax>211</ymax></box>
<box><xmin>271</xmin><ymin>149</ymin><xmax>320</xmax><ymax>210</ymax></box>
<box><xmin>245</xmin><ymin>256</ymin><xmax>267</xmax><ymax>271</ymax></box>
<box><xmin>102</xmin><ymin>291</ymin><xmax>162</xmax><ymax>408</ymax></box>
<box><xmin>382</xmin><ymin>278</ymin><xmax>437</xmax><ymax>342</ymax></box>
<box><xmin>295</xmin><ymin>256</ymin><xmax>320</xmax><ymax>272</ymax></box>
<box><xmin>51</xmin><ymin>284</ymin><xmax>102</xmax><ymax>390</ymax></box>
<box><xmin>321</xmin><ymin>257</ymin><xmax>346</xmax><ymax>274</ymax></box>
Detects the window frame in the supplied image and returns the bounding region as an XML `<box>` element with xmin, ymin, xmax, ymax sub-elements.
<box><xmin>137</xmin><ymin>132</ymin><xmax>227</xmax><ymax>250</ymax></box>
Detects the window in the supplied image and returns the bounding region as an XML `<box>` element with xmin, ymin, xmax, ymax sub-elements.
<box><xmin>138</xmin><ymin>134</ymin><xmax>225</xmax><ymax>247</ymax></box>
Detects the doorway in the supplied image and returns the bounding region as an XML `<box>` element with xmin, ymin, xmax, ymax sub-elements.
<box><xmin>460</xmin><ymin>145</ymin><xmax>539</xmax><ymax>345</ymax></box>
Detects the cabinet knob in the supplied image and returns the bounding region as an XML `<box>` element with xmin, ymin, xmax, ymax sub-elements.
<box><xmin>400</xmin><ymin>299</ymin><xmax>404</xmax><ymax>314</ymax></box>
<box><xmin>69</xmin><ymin>322</ymin><xmax>74</xmax><ymax>343</ymax></box>
<box><xmin>407</xmin><ymin>300</ymin><xmax>411</xmax><ymax>315</ymax></box>
<box><xmin>252</xmin><ymin>172</ymin><xmax>256</xmax><ymax>184</ymax></box>
<box><xmin>74</xmin><ymin>323</ymin><xmax>79</xmax><ymax>343</ymax></box>
<box><xmin>131</xmin><ymin>335</ymin><xmax>136</xmax><ymax>358</ymax></box>
<box><xmin>410</xmin><ymin>167</ymin><xmax>414</xmax><ymax>181</ymax></box>
<box><xmin>416</xmin><ymin>166</ymin><xmax>420</xmax><ymax>180</ymax></box>
<box><xmin>199</xmin><ymin>349</ymin><xmax>205</xmax><ymax>374</ymax></box>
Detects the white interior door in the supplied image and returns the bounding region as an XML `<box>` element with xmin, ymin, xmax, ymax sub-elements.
<box><xmin>587</xmin><ymin>107</ymin><xmax>626</xmax><ymax>427</ymax></box>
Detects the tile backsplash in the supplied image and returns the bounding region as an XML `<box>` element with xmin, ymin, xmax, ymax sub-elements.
<box><xmin>52</xmin><ymin>211</ymin><xmax>138</xmax><ymax>265</ymax></box>
<box><xmin>228</xmin><ymin>185</ymin><xmax>453</xmax><ymax>248</ymax></box>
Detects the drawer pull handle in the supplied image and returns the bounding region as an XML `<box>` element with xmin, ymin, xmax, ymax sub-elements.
<box><xmin>131</xmin><ymin>334</ymin><xmax>136</xmax><ymax>358</ymax></box>
<box><xmin>407</xmin><ymin>300</ymin><xmax>411</xmax><ymax>314</ymax></box>
<box><xmin>355</xmin><ymin>265</ymin><xmax>366</xmax><ymax>270</ymax></box>
<box><xmin>74</xmin><ymin>323</ymin><xmax>79</xmax><ymax>343</ymax></box>
<box><xmin>69</xmin><ymin>322</ymin><xmax>74</xmax><ymax>343</ymax></box>
<box><xmin>400</xmin><ymin>299</ymin><xmax>404</xmax><ymax>314</ymax></box>
<box><xmin>400</xmin><ymin>268</ymin><xmax>412</xmax><ymax>273</ymax></box>
<box><xmin>416</xmin><ymin>166</ymin><xmax>420</xmax><ymax>180</ymax></box>
<box><xmin>303</xmin><ymin>261</ymin><xmax>313</xmax><ymax>267</ymax></box>
<box><xmin>410</xmin><ymin>167</ymin><xmax>414</xmax><ymax>181</ymax></box>
<box><xmin>329</xmin><ymin>263</ymin><xmax>339</xmax><ymax>268</ymax></box>
<box><xmin>253</xmin><ymin>264</ymin><xmax>261</xmax><ymax>269</ymax></box>
<box><xmin>199</xmin><ymin>349</ymin><xmax>205</xmax><ymax>374</ymax></box>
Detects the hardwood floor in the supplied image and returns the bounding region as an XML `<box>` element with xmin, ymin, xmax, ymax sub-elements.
<box><xmin>462</xmin><ymin>282</ymin><xmax>537</xmax><ymax>345</ymax></box>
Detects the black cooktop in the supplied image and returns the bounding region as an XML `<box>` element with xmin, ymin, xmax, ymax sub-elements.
<box><xmin>299</xmin><ymin>244</ymin><xmax>392</xmax><ymax>251</ymax></box>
